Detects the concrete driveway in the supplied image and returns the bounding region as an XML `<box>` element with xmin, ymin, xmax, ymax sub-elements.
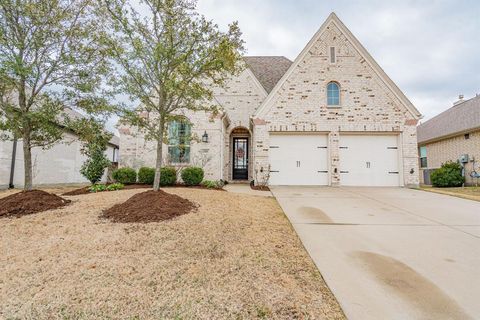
<box><xmin>271</xmin><ymin>186</ymin><xmax>480</xmax><ymax>320</ymax></box>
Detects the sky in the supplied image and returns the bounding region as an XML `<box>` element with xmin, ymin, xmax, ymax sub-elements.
<box><xmin>107</xmin><ymin>0</ymin><xmax>480</xmax><ymax>133</ymax></box>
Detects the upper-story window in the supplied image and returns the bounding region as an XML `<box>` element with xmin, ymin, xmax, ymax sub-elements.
<box><xmin>327</xmin><ymin>82</ymin><xmax>340</xmax><ymax>106</ymax></box>
<box><xmin>168</xmin><ymin>120</ymin><xmax>191</xmax><ymax>164</ymax></box>
<box><xmin>330</xmin><ymin>46</ymin><xmax>336</xmax><ymax>63</ymax></box>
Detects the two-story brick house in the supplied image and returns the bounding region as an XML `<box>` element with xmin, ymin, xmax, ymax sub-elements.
<box><xmin>119</xmin><ymin>13</ymin><xmax>422</xmax><ymax>187</ymax></box>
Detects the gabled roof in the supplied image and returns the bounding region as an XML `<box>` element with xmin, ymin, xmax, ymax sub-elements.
<box><xmin>417</xmin><ymin>95</ymin><xmax>480</xmax><ymax>144</ymax></box>
<box><xmin>254</xmin><ymin>12</ymin><xmax>422</xmax><ymax>119</ymax></box>
<box><xmin>244</xmin><ymin>56</ymin><xmax>293</xmax><ymax>93</ymax></box>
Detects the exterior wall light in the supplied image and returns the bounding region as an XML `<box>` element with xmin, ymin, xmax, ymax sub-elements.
<box><xmin>202</xmin><ymin>131</ymin><xmax>209</xmax><ymax>143</ymax></box>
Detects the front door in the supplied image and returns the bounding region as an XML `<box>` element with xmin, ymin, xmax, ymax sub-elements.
<box><xmin>233</xmin><ymin>137</ymin><xmax>248</xmax><ymax>180</ymax></box>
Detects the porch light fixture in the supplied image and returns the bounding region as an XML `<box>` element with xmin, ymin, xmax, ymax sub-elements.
<box><xmin>202</xmin><ymin>131</ymin><xmax>209</xmax><ymax>143</ymax></box>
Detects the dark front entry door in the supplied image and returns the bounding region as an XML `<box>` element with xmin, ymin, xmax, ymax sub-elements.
<box><xmin>233</xmin><ymin>137</ymin><xmax>248</xmax><ymax>180</ymax></box>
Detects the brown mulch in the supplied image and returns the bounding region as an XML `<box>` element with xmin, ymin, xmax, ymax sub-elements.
<box><xmin>250</xmin><ymin>184</ymin><xmax>270</xmax><ymax>191</ymax></box>
<box><xmin>101</xmin><ymin>190</ymin><xmax>197</xmax><ymax>223</ymax></box>
<box><xmin>0</xmin><ymin>190</ymin><xmax>71</xmax><ymax>218</ymax></box>
<box><xmin>62</xmin><ymin>184</ymin><xmax>151</xmax><ymax>196</ymax></box>
<box><xmin>63</xmin><ymin>184</ymin><xmax>224</xmax><ymax>196</ymax></box>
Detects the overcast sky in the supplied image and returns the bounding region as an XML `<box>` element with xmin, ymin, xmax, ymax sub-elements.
<box><xmin>108</xmin><ymin>0</ymin><xmax>480</xmax><ymax>133</ymax></box>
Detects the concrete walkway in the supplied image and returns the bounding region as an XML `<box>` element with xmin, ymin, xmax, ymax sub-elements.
<box><xmin>271</xmin><ymin>186</ymin><xmax>480</xmax><ymax>320</ymax></box>
<box><xmin>224</xmin><ymin>183</ymin><xmax>273</xmax><ymax>197</ymax></box>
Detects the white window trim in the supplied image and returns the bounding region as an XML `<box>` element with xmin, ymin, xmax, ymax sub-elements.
<box><xmin>326</xmin><ymin>81</ymin><xmax>341</xmax><ymax>107</ymax></box>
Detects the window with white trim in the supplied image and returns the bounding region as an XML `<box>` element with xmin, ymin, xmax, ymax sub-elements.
<box><xmin>168</xmin><ymin>120</ymin><xmax>191</xmax><ymax>164</ymax></box>
<box><xmin>327</xmin><ymin>82</ymin><xmax>340</xmax><ymax>106</ymax></box>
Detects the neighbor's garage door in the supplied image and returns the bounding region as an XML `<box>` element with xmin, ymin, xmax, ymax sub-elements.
<box><xmin>339</xmin><ymin>135</ymin><xmax>401</xmax><ymax>186</ymax></box>
<box><xmin>269</xmin><ymin>134</ymin><xmax>328</xmax><ymax>185</ymax></box>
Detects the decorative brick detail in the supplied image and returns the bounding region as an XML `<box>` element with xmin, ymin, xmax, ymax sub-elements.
<box><xmin>405</xmin><ymin>119</ymin><xmax>419</xmax><ymax>126</ymax></box>
<box><xmin>253</xmin><ymin>118</ymin><xmax>267</xmax><ymax>125</ymax></box>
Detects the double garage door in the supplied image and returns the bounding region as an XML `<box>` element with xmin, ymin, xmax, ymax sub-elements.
<box><xmin>269</xmin><ymin>134</ymin><xmax>400</xmax><ymax>186</ymax></box>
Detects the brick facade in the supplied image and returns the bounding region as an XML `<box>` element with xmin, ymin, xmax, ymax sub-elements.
<box><xmin>252</xmin><ymin>18</ymin><xmax>420</xmax><ymax>187</ymax></box>
<box><xmin>119</xmin><ymin>14</ymin><xmax>421</xmax><ymax>187</ymax></box>
<box><xmin>419</xmin><ymin>130</ymin><xmax>480</xmax><ymax>185</ymax></box>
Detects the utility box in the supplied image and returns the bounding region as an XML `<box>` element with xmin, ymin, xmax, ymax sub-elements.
<box><xmin>459</xmin><ymin>154</ymin><xmax>469</xmax><ymax>163</ymax></box>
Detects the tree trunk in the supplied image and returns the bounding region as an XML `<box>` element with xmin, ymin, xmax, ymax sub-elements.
<box><xmin>22</xmin><ymin>130</ymin><xmax>33</xmax><ymax>191</ymax></box>
<box><xmin>18</xmin><ymin>82</ymin><xmax>33</xmax><ymax>191</ymax></box>
<box><xmin>153</xmin><ymin>117</ymin><xmax>165</xmax><ymax>191</ymax></box>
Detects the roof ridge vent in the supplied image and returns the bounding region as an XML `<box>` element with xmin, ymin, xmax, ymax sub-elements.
<box><xmin>453</xmin><ymin>94</ymin><xmax>464</xmax><ymax>106</ymax></box>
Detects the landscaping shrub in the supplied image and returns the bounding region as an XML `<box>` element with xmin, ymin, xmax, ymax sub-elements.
<box><xmin>181</xmin><ymin>167</ymin><xmax>204</xmax><ymax>186</ymax></box>
<box><xmin>431</xmin><ymin>161</ymin><xmax>465</xmax><ymax>187</ymax></box>
<box><xmin>138</xmin><ymin>167</ymin><xmax>155</xmax><ymax>185</ymax></box>
<box><xmin>80</xmin><ymin>149</ymin><xmax>111</xmax><ymax>184</ymax></box>
<box><xmin>89</xmin><ymin>183</ymin><xmax>124</xmax><ymax>193</ymax></box>
<box><xmin>106</xmin><ymin>183</ymin><xmax>125</xmax><ymax>191</ymax></box>
<box><xmin>160</xmin><ymin>167</ymin><xmax>177</xmax><ymax>186</ymax></box>
<box><xmin>137</xmin><ymin>166</ymin><xmax>177</xmax><ymax>186</ymax></box>
<box><xmin>112</xmin><ymin>167</ymin><xmax>137</xmax><ymax>184</ymax></box>
<box><xmin>89</xmin><ymin>184</ymin><xmax>107</xmax><ymax>193</ymax></box>
<box><xmin>201</xmin><ymin>180</ymin><xmax>224</xmax><ymax>189</ymax></box>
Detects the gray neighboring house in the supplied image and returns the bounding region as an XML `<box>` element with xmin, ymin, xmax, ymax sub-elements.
<box><xmin>0</xmin><ymin>107</ymin><xmax>120</xmax><ymax>189</ymax></box>
<box><xmin>417</xmin><ymin>94</ymin><xmax>480</xmax><ymax>185</ymax></box>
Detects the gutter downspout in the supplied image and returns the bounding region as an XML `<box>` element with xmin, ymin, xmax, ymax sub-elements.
<box><xmin>9</xmin><ymin>138</ymin><xmax>17</xmax><ymax>189</ymax></box>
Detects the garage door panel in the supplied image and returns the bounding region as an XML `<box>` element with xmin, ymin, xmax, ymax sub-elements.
<box><xmin>339</xmin><ymin>135</ymin><xmax>401</xmax><ymax>187</ymax></box>
<box><xmin>269</xmin><ymin>135</ymin><xmax>328</xmax><ymax>186</ymax></box>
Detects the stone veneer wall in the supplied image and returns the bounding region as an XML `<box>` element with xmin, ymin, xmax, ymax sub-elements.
<box><xmin>119</xmin><ymin>69</ymin><xmax>267</xmax><ymax>182</ymax></box>
<box><xmin>252</xmin><ymin>21</ymin><xmax>420</xmax><ymax>187</ymax></box>
<box><xmin>419</xmin><ymin>130</ymin><xmax>480</xmax><ymax>185</ymax></box>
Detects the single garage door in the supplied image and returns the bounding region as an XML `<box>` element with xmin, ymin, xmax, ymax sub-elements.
<box><xmin>269</xmin><ymin>134</ymin><xmax>329</xmax><ymax>185</ymax></box>
<box><xmin>339</xmin><ymin>134</ymin><xmax>401</xmax><ymax>186</ymax></box>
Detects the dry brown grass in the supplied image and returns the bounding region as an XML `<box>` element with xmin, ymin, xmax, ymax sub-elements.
<box><xmin>0</xmin><ymin>188</ymin><xmax>344</xmax><ymax>319</ymax></box>
<box><xmin>421</xmin><ymin>186</ymin><xmax>480</xmax><ymax>202</ymax></box>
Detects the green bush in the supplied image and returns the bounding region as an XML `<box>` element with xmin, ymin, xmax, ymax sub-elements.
<box><xmin>112</xmin><ymin>167</ymin><xmax>137</xmax><ymax>184</ymax></box>
<box><xmin>138</xmin><ymin>167</ymin><xmax>155</xmax><ymax>185</ymax></box>
<box><xmin>181</xmin><ymin>167</ymin><xmax>204</xmax><ymax>186</ymax></box>
<box><xmin>80</xmin><ymin>149</ymin><xmax>111</xmax><ymax>184</ymax></box>
<box><xmin>201</xmin><ymin>180</ymin><xmax>224</xmax><ymax>189</ymax></box>
<box><xmin>160</xmin><ymin>167</ymin><xmax>177</xmax><ymax>186</ymax></box>
<box><xmin>89</xmin><ymin>183</ymin><xmax>124</xmax><ymax>193</ymax></box>
<box><xmin>431</xmin><ymin>161</ymin><xmax>465</xmax><ymax>187</ymax></box>
<box><xmin>106</xmin><ymin>183</ymin><xmax>124</xmax><ymax>191</ymax></box>
<box><xmin>89</xmin><ymin>184</ymin><xmax>107</xmax><ymax>193</ymax></box>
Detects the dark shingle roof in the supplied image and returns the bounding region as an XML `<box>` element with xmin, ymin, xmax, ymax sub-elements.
<box><xmin>417</xmin><ymin>95</ymin><xmax>480</xmax><ymax>144</ymax></box>
<box><xmin>244</xmin><ymin>56</ymin><xmax>293</xmax><ymax>93</ymax></box>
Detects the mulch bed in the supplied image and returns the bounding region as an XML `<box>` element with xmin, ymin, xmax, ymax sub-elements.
<box><xmin>62</xmin><ymin>184</ymin><xmax>150</xmax><ymax>196</ymax></box>
<box><xmin>0</xmin><ymin>190</ymin><xmax>71</xmax><ymax>218</ymax></box>
<box><xmin>250</xmin><ymin>182</ymin><xmax>270</xmax><ymax>191</ymax></box>
<box><xmin>101</xmin><ymin>190</ymin><xmax>197</xmax><ymax>223</ymax></box>
<box><xmin>63</xmin><ymin>184</ymin><xmax>223</xmax><ymax>196</ymax></box>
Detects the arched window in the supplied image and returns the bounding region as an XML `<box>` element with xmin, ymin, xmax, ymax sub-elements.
<box><xmin>327</xmin><ymin>82</ymin><xmax>340</xmax><ymax>106</ymax></box>
<box><xmin>168</xmin><ymin>120</ymin><xmax>191</xmax><ymax>163</ymax></box>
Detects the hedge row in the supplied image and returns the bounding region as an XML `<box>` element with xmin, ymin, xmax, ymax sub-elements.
<box><xmin>112</xmin><ymin>166</ymin><xmax>205</xmax><ymax>186</ymax></box>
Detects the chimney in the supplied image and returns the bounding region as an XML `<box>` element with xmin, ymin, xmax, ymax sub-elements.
<box><xmin>453</xmin><ymin>94</ymin><xmax>465</xmax><ymax>106</ymax></box>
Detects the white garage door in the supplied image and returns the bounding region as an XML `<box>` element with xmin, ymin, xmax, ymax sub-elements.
<box><xmin>269</xmin><ymin>134</ymin><xmax>329</xmax><ymax>185</ymax></box>
<box><xmin>339</xmin><ymin>135</ymin><xmax>401</xmax><ymax>186</ymax></box>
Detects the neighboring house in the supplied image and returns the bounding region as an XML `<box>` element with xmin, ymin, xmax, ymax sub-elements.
<box><xmin>417</xmin><ymin>94</ymin><xmax>480</xmax><ymax>185</ymax></box>
<box><xmin>119</xmin><ymin>13</ymin><xmax>422</xmax><ymax>187</ymax></box>
<box><xmin>0</xmin><ymin>107</ymin><xmax>120</xmax><ymax>189</ymax></box>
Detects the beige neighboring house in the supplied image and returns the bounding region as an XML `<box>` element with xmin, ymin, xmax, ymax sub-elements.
<box><xmin>0</xmin><ymin>107</ymin><xmax>120</xmax><ymax>189</ymax></box>
<box><xmin>417</xmin><ymin>94</ymin><xmax>480</xmax><ymax>185</ymax></box>
<box><xmin>119</xmin><ymin>13</ymin><xmax>422</xmax><ymax>187</ymax></box>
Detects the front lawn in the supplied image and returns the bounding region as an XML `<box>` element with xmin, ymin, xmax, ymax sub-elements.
<box><xmin>0</xmin><ymin>188</ymin><xmax>344</xmax><ymax>319</ymax></box>
<box><xmin>421</xmin><ymin>185</ymin><xmax>480</xmax><ymax>202</ymax></box>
